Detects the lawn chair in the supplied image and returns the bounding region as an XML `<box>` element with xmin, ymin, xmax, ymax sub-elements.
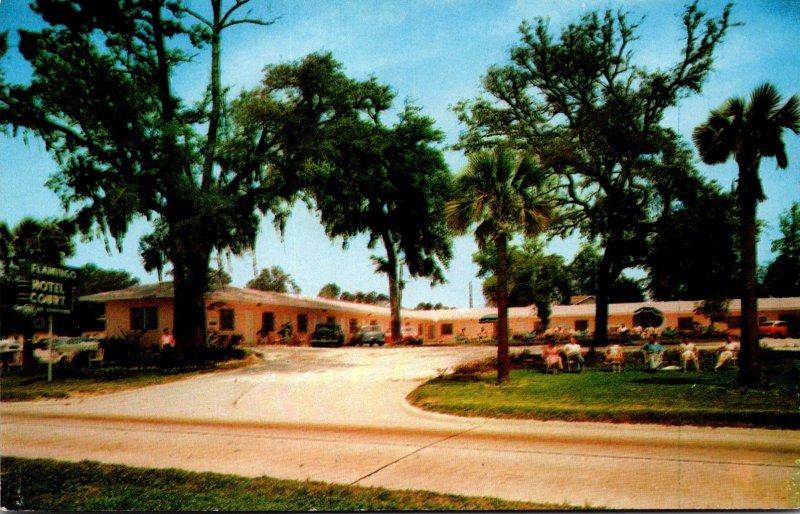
<box><xmin>679</xmin><ymin>344</ymin><xmax>700</xmax><ymax>372</ymax></box>
<box><xmin>564</xmin><ymin>352</ymin><xmax>583</xmax><ymax>372</ymax></box>
<box><xmin>643</xmin><ymin>350</ymin><xmax>663</xmax><ymax>370</ymax></box>
<box><xmin>545</xmin><ymin>358</ymin><xmax>562</xmax><ymax>374</ymax></box>
<box><xmin>714</xmin><ymin>343</ymin><xmax>739</xmax><ymax>371</ymax></box>
<box><xmin>604</xmin><ymin>344</ymin><xmax>625</xmax><ymax>373</ymax></box>
<box><xmin>542</xmin><ymin>345</ymin><xmax>563</xmax><ymax>374</ymax></box>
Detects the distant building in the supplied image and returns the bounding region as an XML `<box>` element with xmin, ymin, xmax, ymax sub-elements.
<box><xmin>80</xmin><ymin>282</ymin><xmax>800</xmax><ymax>345</ymax></box>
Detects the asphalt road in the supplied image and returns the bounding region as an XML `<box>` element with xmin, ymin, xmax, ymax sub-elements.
<box><xmin>2</xmin><ymin>345</ymin><xmax>799</xmax><ymax>509</ymax></box>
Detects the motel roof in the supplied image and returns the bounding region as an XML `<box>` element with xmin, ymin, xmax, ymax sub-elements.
<box><xmin>80</xmin><ymin>283</ymin><xmax>800</xmax><ymax>320</ymax></box>
<box><xmin>80</xmin><ymin>282</ymin><xmax>395</xmax><ymax>316</ymax></box>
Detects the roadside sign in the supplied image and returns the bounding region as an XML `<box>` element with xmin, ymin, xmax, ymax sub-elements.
<box><xmin>12</xmin><ymin>262</ymin><xmax>79</xmax><ymax>383</ymax></box>
<box><xmin>14</xmin><ymin>262</ymin><xmax>78</xmax><ymax>316</ymax></box>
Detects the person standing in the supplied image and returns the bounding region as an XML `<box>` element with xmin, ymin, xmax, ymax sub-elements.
<box><xmin>159</xmin><ymin>328</ymin><xmax>176</xmax><ymax>369</ymax></box>
<box><xmin>160</xmin><ymin>328</ymin><xmax>176</xmax><ymax>349</ymax></box>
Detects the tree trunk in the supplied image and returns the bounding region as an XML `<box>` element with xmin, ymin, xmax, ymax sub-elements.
<box><xmin>171</xmin><ymin>229</ymin><xmax>213</xmax><ymax>363</ymax></box>
<box><xmin>495</xmin><ymin>233</ymin><xmax>510</xmax><ymax>385</ymax></box>
<box><xmin>388</xmin><ymin>268</ymin><xmax>402</xmax><ymax>344</ymax></box>
<box><xmin>593</xmin><ymin>250</ymin><xmax>615</xmax><ymax>348</ymax></box>
<box><xmin>536</xmin><ymin>301</ymin><xmax>551</xmax><ymax>330</ymax></box>
<box><xmin>382</xmin><ymin>233</ymin><xmax>402</xmax><ymax>344</ymax></box>
<box><xmin>737</xmin><ymin>159</ymin><xmax>761</xmax><ymax>388</ymax></box>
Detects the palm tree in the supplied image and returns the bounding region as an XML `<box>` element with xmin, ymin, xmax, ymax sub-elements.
<box><xmin>445</xmin><ymin>147</ymin><xmax>553</xmax><ymax>384</ymax></box>
<box><xmin>693</xmin><ymin>83</ymin><xmax>800</xmax><ymax>388</ymax></box>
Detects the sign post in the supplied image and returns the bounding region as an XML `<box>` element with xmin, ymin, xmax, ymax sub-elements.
<box><xmin>13</xmin><ymin>262</ymin><xmax>78</xmax><ymax>382</ymax></box>
<box><xmin>47</xmin><ymin>312</ymin><xmax>54</xmax><ymax>383</ymax></box>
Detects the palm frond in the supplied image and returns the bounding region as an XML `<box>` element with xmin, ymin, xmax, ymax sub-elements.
<box><xmin>448</xmin><ymin>146</ymin><xmax>554</xmax><ymax>248</ymax></box>
<box><xmin>692</xmin><ymin>119</ymin><xmax>732</xmax><ymax>165</ymax></box>
<box><xmin>774</xmin><ymin>146</ymin><xmax>789</xmax><ymax>170</ymax></box>
<box><xmin>775</xmin><ymin>94</ymin><xmax>800</xmax><ymax>134</ymax></box>
<box><xmin>474</xmin><ymin>219</ymin><xmax>497</xmax><ymax>249</ymax></box>
<box><xmin>748</xmin><ymin>83</ymin><xmax>783</xmax><ymax>121</ymax></box>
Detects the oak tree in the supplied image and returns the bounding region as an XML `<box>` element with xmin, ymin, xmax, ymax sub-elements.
<box><xmin>454</xmin><ymin>3</ymin><xmax>734</xmax><ymax>345</ymax></box>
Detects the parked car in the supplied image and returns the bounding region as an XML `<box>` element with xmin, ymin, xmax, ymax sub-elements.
<box><xmin>350</xmin><ymin>325</ymin><xmax>386</xmax><ymax>347</ymax></box>
<box><xmin>759</xmin><ymin>320</ymin><xmax>789</xmax><ymax>338</ymax></box>
<box><xmin>310</xmin><ymin>323</ymin><xmax>346</xmax><ymax>347</ymax></box>
<box><xmin>399</xmin><ymin>324</ymin><xmax>423</xmax><ymax>345</ymax></box>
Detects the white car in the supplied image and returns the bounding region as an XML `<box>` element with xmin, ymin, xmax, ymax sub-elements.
<box><xmin>399</xmin><ymin>325</ymin><xmax>423</xmax><ymax>345</ymax></box>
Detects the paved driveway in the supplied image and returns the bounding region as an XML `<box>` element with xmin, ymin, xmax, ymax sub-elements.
<box><xmin>1</xmin><ymin>345</ymin><xmax>499</xmax><ymax>428</ymax></box>
<box><xmin>2</xmin><ymin>345</ymin><xmax>798</xmax><ymax>509</ymax></box>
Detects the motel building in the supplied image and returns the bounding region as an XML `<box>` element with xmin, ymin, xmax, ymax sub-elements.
<box><xmin>79</xmin><ymin>282</ymin><xmax>800</xmax><ymax>346</ymax></box>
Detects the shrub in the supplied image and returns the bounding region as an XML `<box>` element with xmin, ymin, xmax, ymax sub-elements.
<box><xmin>451</xmin><ymin>357</ymin><xmax>496</xmax><ymax>378</ymax></box>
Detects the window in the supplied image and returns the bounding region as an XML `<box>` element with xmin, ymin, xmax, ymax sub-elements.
<box><xmin>297</xmin><ymin>314</ymin><xmax>308</xmax><ymax>333</ymax></box>
<box><xmin>326</xmin><ymin>316</ymin><xmax>336</xmax><ymax>324</ymax></box>
<box><xmin>220</xmin><ymin>309</ymin><xmax>235</xmax><ymax>331</ymax></box>
<box><xmin>130</xmin><ymin>307</ymin><xmax>158</xmax><ymax>331</ymax></box>
<box><xmin>261</xmin><ymin>312</ymin><xmax>275</xmax><ymax>333</ymax></box>
<box><xmin>441</xmin><ymin>323</ymin><xmax>454</xmax><ymax>336</ymax></box>
<box><xmin>349</xmin><ymin>318</ymin><xmax>358</xmax><ymax>333</ymax></box>
<box><xmin>678</xmin><ymin>317</ymin><xmax>695</xmax><ymax>330</ymax></box>
<box><xmin>574</xmin><ymin>320</ymin><xmax>589</xmax><ymax>332</ymax></box>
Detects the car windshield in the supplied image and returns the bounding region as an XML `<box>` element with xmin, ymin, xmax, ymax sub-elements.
<box><xmin>314</xmin><ymin>324</ymin><xmax>338</xmax><ymax>333</ymax></box>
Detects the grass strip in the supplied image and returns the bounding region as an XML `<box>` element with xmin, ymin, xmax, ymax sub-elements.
<box><xmin>0</xmin><ymin>457</ymin><xmax>576</xmax><ymax>511</ymax></box>
<box><xmin>0</xmin><ymin>368</ymin><xmax>202</xmax><ymax>401</ymax></box>
<box><xmin>408</xmin><ymin>360</ymin><xmax>800</xmax><ymax>429</ymax></box>
<box><xmin>0</xmin><ymin>355</ymin><xmax>256</xmax><ymax>402</ymax></box>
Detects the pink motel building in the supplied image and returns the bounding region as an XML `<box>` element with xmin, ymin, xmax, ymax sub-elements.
<box><xmin>80</xmin><ymin>282</ymin><xmax>800</xmax><ymax>346</ymax></box>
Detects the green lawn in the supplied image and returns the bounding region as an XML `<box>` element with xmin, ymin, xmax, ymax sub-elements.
<box><xmin>0</xmin><ymin>457</ymin><xmax>573</xmax><ymax>511</ymax></box>
<box><xmin>0</xmin><ymin>369</ymin><xmax>196</xmax><ymax>401</ymax></box>
<box><xmin>0</xmin><ymin>356</ymin><xmax>254</xmax><ymax>402</ymax></box>
<box><xmin>408</xmin><ymin>355</ymin><xmax>800</xmax><ymax>429</ymax></box>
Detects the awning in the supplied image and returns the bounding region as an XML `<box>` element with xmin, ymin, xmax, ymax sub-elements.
<box><xmin>633</xmin><ymin>306</ymin><xmax>664</xmax><ymax>328</ymax></box>
<box><xmin>479</xmin><ymin>313</ymin><xmax>498</xmax><ymax>323</ymax></box>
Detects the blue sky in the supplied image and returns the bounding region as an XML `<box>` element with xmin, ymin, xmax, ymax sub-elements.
<box><xmin>1</xmin><ymin>0</ymin><xmax>799</xmax><ymax>308</ymax></box>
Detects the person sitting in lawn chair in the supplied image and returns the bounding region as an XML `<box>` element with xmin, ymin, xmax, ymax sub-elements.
<box><xmin>604</xmin><ymin>343</ymin><xmax>625</xmax><ymax>372</ymax></box>
<box><xmin>679</xmin><ymin>335</ymin><xmax>701</xmax><ymax>372</ymax></box>
<box><xmin>714</xmin><ymin>335</ymin><xmax>740</xmax><ymax>372</ymax></box>
<box><xmin>642</xmin><ymin>334</ymin><xmax>665</xmax><ymax>371</ymax></box>
<box><xmin>542</xmin><ymin>340</ymin><xmax>564</xmax><ymax>374</ymax></box>
<box><xmin>562</xmin><ymin>335</ymin><xmax>584</xmax><ymax>372</ymax></box>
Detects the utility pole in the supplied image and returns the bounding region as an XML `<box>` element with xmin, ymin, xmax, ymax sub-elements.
<box><xmin>469</xmin><ymin>281</ymin><xmax>473</xmax><ymax>309</ymax></box>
